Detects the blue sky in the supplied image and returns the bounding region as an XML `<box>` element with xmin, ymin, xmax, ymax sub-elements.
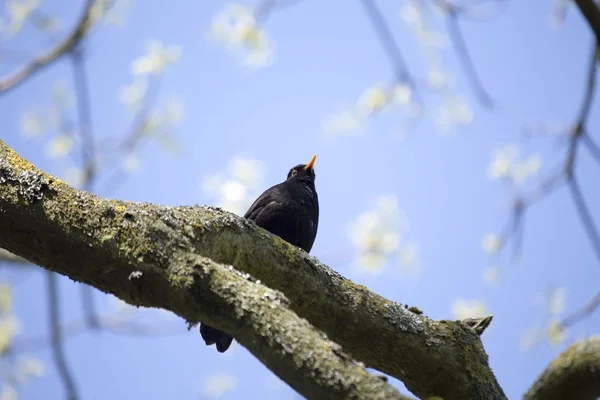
<box><xmin>1</xmin><ymin>1</ymin><xmax>600</xmax><ymax>399</ymax></box>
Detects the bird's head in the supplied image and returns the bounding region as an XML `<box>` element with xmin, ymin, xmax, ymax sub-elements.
<box><xmin>286</xmin><ymin>154</ymin><xmax>317</xmax><ymax>183</ymax></box>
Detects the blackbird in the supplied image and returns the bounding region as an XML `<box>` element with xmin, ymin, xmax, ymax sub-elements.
<box><xmin>200</xmin><ymin>154</ymin><xmax>320</xmax><ymax>353</ymax></box>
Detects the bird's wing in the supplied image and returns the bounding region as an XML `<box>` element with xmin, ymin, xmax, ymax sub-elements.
<box><xmin>243</xmin><ymin>185</ymin><xmax>281</xmax><ymax>220</ymax></box>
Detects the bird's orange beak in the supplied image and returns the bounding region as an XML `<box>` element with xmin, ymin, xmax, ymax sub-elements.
<box><xmin>304</xmin><ymin>154</ymin><xmax>317</xmax><ymax>170</ymax></box>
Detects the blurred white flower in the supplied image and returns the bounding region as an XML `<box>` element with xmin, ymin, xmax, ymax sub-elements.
<box><xmin>348</xmin><ymin>195</ymin><xmax>417</xmax><ymax>274</ymax></box>
<box><xmin>0</xmin><ymin>314</ymin><xmax>21</xmax><ymax>352</ymax></box>
<box><xmin>397</xmin><ymin>242</ymin><xmax>420</xmax><ymax>274</ymax></box>
<box><xmin>119</xmin><ymin>79</ymin><xmax>148</xmax><ymax>111</ymax></box>
<box><xmin>487</xmin><ymin>145</ymin><xmax>542</xmax><ymax>184</ymax></box>
<box><xmin>209</xmin><ymin>4</ymin><xmax>273</xmax><ymax>68</ymax></box>
<box><xmin>482</xmin><ymin>266</ymin><xmax>501</xmax><ymax>284</ymax></box>
<box><xmin>230</xmin><ymin>156</ymin><xmax>263</xmax><ymax>188</ymax></box>
<box><xmin>481</xmin><ymin>233</ymin><xmax>501</xmax><ymax>254</ymax></box>
<box><xmin>323</xmin><ymin>111</ymin><xmax>362</xmax><ymax>136</ymax></box>
<box><xmin>451</xmin><ymin>298</ymin><xmax>488</xmax><ymax>319</ymax></box>
<box><xmin>512</xmin><ymin>153</ymin><xmax>542</xmax><ymax>184</ymax></box>
<box><xmin>202</xmin><ymin>156</ymin><xmax>266</xmax><ymax>215</ymax></box>
<box><xmin>243</xmin><ymin>45</ymin><xmax>272</xmax><ymax>67</ymax></box>
<box><xmin>202</xmin><ymin>373</ymin><xmax>238</xmax><ymax>399</ymax></box>
<box><xmin>427</xmin><ymin>66</ymin><xmax>451</xmax><ymax>89</ymax></box>
<box><xmin>392</xmin><ymin>84</ymin><xmax>412</xmax><ymax>107</ymax></box>
<box><xmin>520</xmin><ymin>322</ymin><xmax>541</xmax><ymax>351</ymax></box>
<box><xmin>1</xmin><ymin>0</ymin><xmax>39</xmax><ymax>36</ymax></box>
<box><xmin>399</xmin><ymin>2</ymin><xmax>422</xmax><ymax>26</ymax></box>
<box><xmin>163</xmin><ymin>96</ymin><xmax>184</xmax><ymax>126</ymax></box>
<box><xmin>547</xmin><ymin>287</ymin><xmax>566</xmax><ymax>316</ymax></box>
<box><xmin>546</xmin><ymin>319</ymin><xmax>566</xmax><ymax>346</ymax></box>
<box><xmin>0</xmin><ymin>385</ymin><xmax>17</xmax><ymax>400</ymax></box>
<box><xmin>132</xmin><ymin>40</ymin><xmax>181</xmax><ymax>76</ymax></box>
<box><xmin>122</xmin><ymin>154</ymin><xmax>140</xmax><ymax>174</ymax></box>
<box><xmin>487</xmin><ymin>145</ymin><xmax>518</xmax><ymax>180</ymax></box>
<box><xmin>435</xmin><ymin>95</ymin><xmax>473</xmax><ymax>133</ymax></box>
<box><xmin>45</xmin><ymin>135</ymin><xmax>74</xmax><ymax>159</ymax></box>
<box><xmin>63</xmin><ymin>168</ymin><xmax>85</xmax><ymax>187</ymax></box>
<box><xmin>15</xmin><ymin>358</ymin><xmax>44</xmax><ymax>383</ymax></box>
<box><xmin>357</xmin><ymin>85</ymin><xmax>388</xmax><ymax>117</ymax></box>
<box><xmin>20</xmin><ymin>111</ymin><xmax>43</xmax><ymax>138</ymax></box>
<box><xmin>417</xmin><ymin>27</ymin><xmax>448</xmax><ymax>48</ymax></box>
<box><xmin>0</xmin><ymin>283</ymin><xmax>11</xmax><ymax>313</ymax></box>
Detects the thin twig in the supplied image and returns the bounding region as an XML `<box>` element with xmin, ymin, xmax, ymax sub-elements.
<box><xmin>97</xmin><ymin>78</ymin><xmax>163</xmax><ymax>194</ymax></box>
<box><xmin>254</xmin><ymin>0</ymin><xmax>303</xmax><ymax>22</ymax></box>
<box><xmin>568</xmin><ymin>177</ymin><xmax>600</xmax><ymax>265</ymax></box>
<box><xmin>559</xmin><ymin>289</ymin><xmax>600</xmax><ymax>329</ymax></box>
<box><xmin>47</xmin><ymin>271</ymin><xmax>79</xmax><ymax>400</ymax></box>
<box><xmin>15</xmin><ymin>315</ymin><xmax>185</xmax><ymax>352</ymax></box>
<box><xmin>358</xmin><ymin>0</ymin><xmax>413</xmax><ymax>83</ymax></box>
<box><xmin>582</xmin><ymin>133</ymin><xmax>600</xmax><ymax>167</ymax></box>
<box><xmin>71</xmin><ymin>49</ymin><xmax>96</xmax><ymax>189</ymax></box>
<box><xmin>0</xmin><ymin>0</ymin><xmax>95</xmax><ymax>93</ymax></box>
<box><xmin>495</xmin><ymin>42</ymin><xmax>598</xmax><ymax>257</ymax></box>
<box><xmin>444</xmin><ymin>7</ymin><xmax>493</xmax><ymax>107</ymax></box>
<box><xmin>70</xmin><ymin>49</ymin><xmax>101</xmax><ymax>329</ymax></box>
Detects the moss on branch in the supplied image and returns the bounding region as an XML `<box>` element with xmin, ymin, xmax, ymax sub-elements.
<box><xmin>524</xmin><ymin>336</ymin><xmax>600</xmax><ymax>400</ymax></box>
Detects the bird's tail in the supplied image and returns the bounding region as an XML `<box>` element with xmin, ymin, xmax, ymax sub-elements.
<box><xmin>200</xmin><ymin>323</ymin><xmax>234</xmax><ymax>353</ymax></box>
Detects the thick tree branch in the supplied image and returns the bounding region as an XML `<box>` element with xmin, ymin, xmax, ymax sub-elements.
<box><xmin>0</xmin><ymin>140</ymin><xmax>506</xmax><ymax>400</ymax></box>
<box><xmin>0</xmin><ymin>0</ymin><xmax>95</xmax><ymax>94</ymax></box>
<box><xmin>0</xmin><ymin>143</ymin><xmax>402</xmax><ymax>399</ymax></box>
<box><xmin>575</xmin><ymin>0</ymin><xmax>600</xmax><ymax>43</ymax></box>
<box><xmin>524</xmin><ymin>336</ymin><xmax>600</xmax><ymax>400</ymax></box>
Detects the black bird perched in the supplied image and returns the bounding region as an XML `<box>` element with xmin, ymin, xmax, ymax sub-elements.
<box><xmin>200</xmin><ymin>154</ymin><xmax>320</xmax><ymax>353</ymax></box>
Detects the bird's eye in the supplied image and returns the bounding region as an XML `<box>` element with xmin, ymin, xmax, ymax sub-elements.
<box><xmin>291</xmin><ymin>170</ymin><xmax>298</xmax><ymax>176</ymax></box>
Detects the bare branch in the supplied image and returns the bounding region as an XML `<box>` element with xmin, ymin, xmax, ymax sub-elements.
<box><xmin>568</xmin><ymin>176</ymin><xmax>600</xmax><ymax>264</ymax></box>
<box><xmin>71</xmin><ymin>50</ymin><xmax>97</xmax><ymax>189</ymax></box>
<box><xmin>559</xmin><ymin>289</ymin><xmax>600</xmax><ymax>330</ymax></box>
<box><xmin>574</xmin><ymin>0</ymin><xmax>600</xmax><ymax>43</ymax></box>
<box><xmin>494</xmin><ymin>42</ymin><xmax>599</xmax><ymax>270</ymax></box>
<box><xmin>0</xmin><ymin>0</ymin><xmax>96</xmax><ymax>94</ymax></box>
<box><xmin>358</xmin><ymin>0</ymin><xmax>417</xmax><ymax>87</ymax></box>
<box><xmin>582</xmin><ymin>133</ymin><xmax>600</xmax><ymax>167</ymax></box>
<box><xmin>524</xmin><ymin>336</ymin><xmax>600</xmax><ymax>400</ymax></box>
<box><xmin>443</xmin><ymin>6</ymin><xmax>493</xmax><ymax>107</ymax></box>
<box><xmin>254</xmin><ymin>0</ymin><xmax>303</xmax><ymax>22</ymax></box>
<box><xmin>47</xmin><ymin>271</ymin><xmax>80</xmax><ymax>400</ymax></box>
<box><xmin>15</xmin><ymin>316</ymin><xmax>185</xmax><ymax>352</ymax></box>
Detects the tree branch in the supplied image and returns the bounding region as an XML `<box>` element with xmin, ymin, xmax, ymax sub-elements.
<box><xmin>47</xmin><ymin>271</ymin><xmax>80</xmax><ymax>400</ymax></box>
<box><xmin>0</xmin><ymin>0</ymin><xmax>95</xmax><ymax>94</ymax></box>
<box><xmin>443</xmin><ymin>5</ymin><xmax>493</xmax><ymax>107</ymax></box>
<box><xmin>574</xmin><ymin>0</ymin><xmax>600</xmax><ymax>43</ymax></box>
<box><xmin>0</xmin><ymin>140</ymin><xmax>506</xmax><ymax>399</ymax></box>
<box><xmin>524</xmin><ymin>336</ymin><xmax>600</xmax><ymax>400</ymax></box>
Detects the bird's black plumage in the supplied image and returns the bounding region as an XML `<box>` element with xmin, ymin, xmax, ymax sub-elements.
<box><xmin>200</xmin><ymin>155</ymin><xmax>319</xmax><ymax>353</ymax></box>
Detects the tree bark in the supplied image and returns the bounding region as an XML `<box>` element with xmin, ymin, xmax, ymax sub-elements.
<box><xmin>524</xmin><ymin>336</ymin><xmax>600</xmax><ymax>400</ymax></box>
<box><xmin>0</xmin><ymin>139</ymin><xmax>508</xmax><ymax>399</ymax></box>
